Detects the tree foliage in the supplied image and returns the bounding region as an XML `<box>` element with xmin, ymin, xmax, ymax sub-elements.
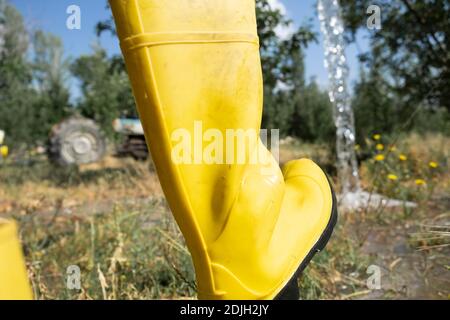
<box><xmin>70</xmin><ymin>46</ymin><xmax>136</xmax><ymax>137</ymax></box>
<box><xmin>0</xmin><ymin>1</ymin><xmax>72</xmax><ymax>145</ymax></box>
<box><xmin>0</xmin><ymin>0</ymin><xmax>36</xmax><ymax>145</ymax></box>
<box><xmin>340</xmin><ymin>0</ymin><xmax>450</xmax><ymax>137</ymax></box>
<box><xmin>257</xmin><ymin>0</ymin><xmax>321</xmax><ymax>135</ymax></box>
<box><xmin>31</xmin><ymin>30</ymin><xmax>71</xmax><ymax>140</ymax></box>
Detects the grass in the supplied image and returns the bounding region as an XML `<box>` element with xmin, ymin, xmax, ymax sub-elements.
<box><xmin>0</xmin><ymin>133</ymin><xmax>449</xmax><ymax>299</ymax></box>
<box><xmin>21</xmin><ymin>204</ymin><xmax>196</xmax><ymax>299</ymax></box>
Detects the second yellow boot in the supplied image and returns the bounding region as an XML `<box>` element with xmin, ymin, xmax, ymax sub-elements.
<box><xmin>0</xmin><ymin>219</ymin><xmax>33</xmax><ymax>300</ymax></box>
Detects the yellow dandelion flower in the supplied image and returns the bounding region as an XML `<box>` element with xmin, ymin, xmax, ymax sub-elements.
<box><xmin>415</xmin><ymin>179</ymin><xmax>426</xmax><ymax>186</ymax></box>
<box><xmin>376</xmin><ymin>144</ymin><xmax>384</xmax><ymax>151</ymax></box>
<box><xmin>375</xmin><ymin>154</ymin><xmax>385</xmax><ymax>161</ymax></box>
<box><xmin>389</xmin><ymin>146</ymin><xmax>397</xmax><ymax>152</ymax></box>
<box><xmin>373</xmin><ymin>134</ymin><xmax>381</xmax><ymax>140</ymax></box>
<box><xmin>429</xmin><ymin>161</ymin><xmax>438</xmax><ymax>168</ymax></box>
<box><xmin>399</xmin><ymin>154</ymin><xmax>407</xmax><ymax>161</ymax></box>
<box><xmin>0</xmin><ymin>145</ymin><xmax>8</xmax><ymax>158</ymax></box>
<box><xmin>387</xmin><ymin>174</ymin><xmax>398</xmax><ymax>181</ymax></box>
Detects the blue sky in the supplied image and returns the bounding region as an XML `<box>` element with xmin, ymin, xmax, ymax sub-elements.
<box><xmin>10</xmin><ymin>0</ymin><xmax>369</xmax><ymax>98</ymax></box>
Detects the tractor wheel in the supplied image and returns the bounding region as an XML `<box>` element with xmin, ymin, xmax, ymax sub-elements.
<box><xmin>48</xmin><ymin>117</ymin><xmax>107</xmax><ymax>166</ymax></box>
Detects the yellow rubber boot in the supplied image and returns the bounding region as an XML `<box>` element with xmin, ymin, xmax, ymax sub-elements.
<box><xmin>0</xmin><ymin>219</ymin><xmax>33</xmax><ymax>300</ymax></box>
<box><xmin>109</xmin><ymin>0</ymin><xmax>337</xmax><ymax>300</ymax></box>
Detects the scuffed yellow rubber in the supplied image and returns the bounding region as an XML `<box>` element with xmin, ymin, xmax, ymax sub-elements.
<box><xmin>110</xmin><ymin>0</ymin><xmax>333</xmax><ymax>300</ymax></box>
<box><xmin>0</xmin><ymin>219</ymin><xmax>33</xmax><ymax>300</ymax></box>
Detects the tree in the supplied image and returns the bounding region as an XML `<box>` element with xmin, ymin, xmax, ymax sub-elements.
<box><xmin>70</xmin><ymin>45</ymin><xmax>136</xmax><ymax>137</ymax></box>
<box><xmin>340</xmin><ymin>0</ymin><xmax>450</xmax><ymax>113</ymax></box>
<box><xmin>257</xmin><ymin>0</ymin><xmax>317</xmax><ymax>133</ymax></box>
<box><xmin>0</xmin><ymin>1</ymin><xmax>73</xmax><ymax>146</ymax></box>
<box><xmin>290</xmin><ymin>80</ymin><xmax>334</xmax><ymax>142</ymax></box>
<box><xmin>31</xmin><ymin>30</ymin><xmax>71</xmax><ymax>140</ymax></box>
<box><xmin>0</xmin><ymin>0</ymin><xmax>36</xmax><ymax>145</ymax></box>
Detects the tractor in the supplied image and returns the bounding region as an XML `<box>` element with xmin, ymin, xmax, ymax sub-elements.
<box><xmin>47</xmin><ymin>116</ymin><xmax>149</xmax><ymax>166</ymax></box>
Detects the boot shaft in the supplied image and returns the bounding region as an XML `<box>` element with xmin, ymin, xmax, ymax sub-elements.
<box><xmin>110</xmin><ymin>0</ymin><xmax>258</xmax><ymax>39</ymax></box>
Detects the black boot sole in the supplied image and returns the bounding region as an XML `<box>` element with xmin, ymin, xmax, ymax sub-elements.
<box><xmin>275</xmin><ymin>174</ymin><xmax>338</xmax><ymax>300</ymax></box>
